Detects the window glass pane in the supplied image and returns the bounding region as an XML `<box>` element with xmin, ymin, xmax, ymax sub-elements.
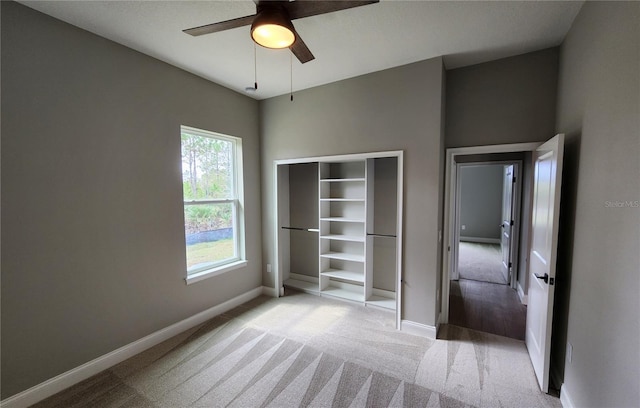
<box><xmin>181</xmin><ymin>132</ymin><xmax>233</xmax><ymax>200</ymax></box>
<box><xmin>185</xmin><ymin>203</ymin><xmax>237</xmax><ymax>272</ymax></box>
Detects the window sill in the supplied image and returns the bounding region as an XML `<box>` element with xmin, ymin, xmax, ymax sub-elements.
<box><xmin>185</xmin><ymin>260</ymin><xmax>248</xmax><ymax>285</ymax></box>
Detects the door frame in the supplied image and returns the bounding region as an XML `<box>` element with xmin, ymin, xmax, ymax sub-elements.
<box><xmin>273</xmin><ymin>150</ymin><xmax>404</xmax><ymax>329</ymax></box>
<box><xmin>452</xmin><ymin>160</ymin><xmax>523</xmax><ymax>289</ymax></box>
<box><xmin>441</xmin><ymin>142</ymin><xmax>539</xmax><ymax>323</ymax></box>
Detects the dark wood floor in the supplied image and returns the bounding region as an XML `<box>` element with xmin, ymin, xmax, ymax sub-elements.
<box><xmin>449</xmin><ymin>278</ymin><xmax>527</xmax><ymax>340</ymax></box>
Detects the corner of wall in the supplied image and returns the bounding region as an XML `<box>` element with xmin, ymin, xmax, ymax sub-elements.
<box><xmin>559</xmin><ymin>382</ymin><xmax>576</xmax><ymax>408</ymax></box>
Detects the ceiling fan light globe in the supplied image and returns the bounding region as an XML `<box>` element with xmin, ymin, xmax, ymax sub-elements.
<box><xmin>250</xmin><ymin>8</ymin><xmax>296</xmax><ymax>49</ymax></box>
<box><xmin>252</xmin><ymin>24</ymin><xmax>295</xmax><ymax>49</ymax></box>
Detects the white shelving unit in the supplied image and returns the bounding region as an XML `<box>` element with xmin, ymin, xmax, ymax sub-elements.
<box><xmin>319</xmin><ymin>161</ymin><xmax>368</xmax><ymax>303</ymax></box>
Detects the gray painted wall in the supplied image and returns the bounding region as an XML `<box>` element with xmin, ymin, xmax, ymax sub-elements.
<box><xmin>288</xmin><ymin>163</ymin><xmax>319</xmax><ymax>278</ymax></box>
<box><xmin>1</xmin><ymin>2</ymin><xmax>261</xmax><ymax>398</ymax></box>
<box><xmin>260</xmin><ymin>58</ymin><xmax>445</xmax><ymax>326</ymax></box>
<box><xmin>446</xmin><ymin>47</ymin><xmax>559</xmax><ymax>148</ymax></box>
<box><xmin>459</xmin><ymin>165</ymin><xmax>503</xmax><ymax>241</ymax></box>
<box><xmin>553</xmin><ymin>2</ymin><xmax>639</xmax><ymax>406</ymax></box>
<box><xmin>372</xmin><ymin>157</ymin><xmax>399</xmax><ymax>292</ymax></box>
<box><xmin>372</xmin><ymin>157</ymin><xmax>398</xmax><ymax>236</ymax></box>
<box><xmin>289</xmin><ymin>163</ymin><xmax>319</xmax><ymax>229</ymax></box>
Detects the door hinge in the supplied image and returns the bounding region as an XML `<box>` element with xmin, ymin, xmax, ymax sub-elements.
<box><xmin>512</xmin><ymin>176</ymin><xmax>516</xmax><ymax>183</ymax></box>
<box><xmin>510</xmin><ymin>220</ymin><xmax>514</xmax><ymax>226</ymax></box>
<box><xmin>448</xmin><ymin>246</ymin><xmax>450</xmax><ymax>252</ymax></box>
<box><xmin>508</xmin><ymin>262</ymin><xmax>513</xmax><ymax>268</ymax></box>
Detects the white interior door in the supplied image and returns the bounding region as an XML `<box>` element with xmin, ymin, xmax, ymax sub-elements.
<box><xmin>525</xmin><ymin>134</ymin><xmax>564</xmax><ymax>392</ymax></box>
<box><xmin>500</xmin><ymin>165</ymin><xmax>514</xmax><ymax>283</ymax></box>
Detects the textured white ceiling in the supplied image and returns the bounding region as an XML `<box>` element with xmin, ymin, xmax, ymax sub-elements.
<box><xmin>19</xmin><ymin>1</ymin><xmax>583</xmax><ymax>100</ymax></box>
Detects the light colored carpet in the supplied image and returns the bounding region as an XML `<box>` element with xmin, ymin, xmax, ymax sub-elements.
<box><xmin>33</xmin><ymin>291</ymin><xmax>560</xmax><ymax>408</ymax></box>
<box><xmin>458</xmin><ymin>242</ymin><xmax>506</xmax><ymax>285</ymax></box>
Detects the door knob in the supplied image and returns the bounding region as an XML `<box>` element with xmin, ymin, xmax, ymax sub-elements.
<box><xmin>535</xmin><ymin>273</ymin><xmax>549</xmax><ymax>284</ymax></box>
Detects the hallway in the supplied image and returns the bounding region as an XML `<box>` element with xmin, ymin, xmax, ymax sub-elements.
<box><xmin>449</xmin><ymin>279</ymin><xmax>526</xmax><ymax>340</ymax></box>
<box><xmin>458</xmin><ymin>242</ymin><xmax>506</xmax><ymax>285</ymax></box>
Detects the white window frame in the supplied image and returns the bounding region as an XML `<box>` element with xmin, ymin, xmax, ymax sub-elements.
<box><xmin>181</xmin><ymin>125</ymin><xmax>246</xmax><ymax>285</ymax></box>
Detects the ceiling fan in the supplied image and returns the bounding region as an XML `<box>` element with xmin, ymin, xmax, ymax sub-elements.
<box><xmin>183</xmin><ymin>1</ymin><xmax>379</xmax><ymax>64</ymax></box>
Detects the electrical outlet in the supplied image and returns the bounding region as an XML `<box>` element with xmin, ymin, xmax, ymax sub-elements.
<box><xmin>266</xmin><ymin>263</ymin><xmax>272</xmax><ymax>273</ymax></box>
<box><xmin>567</xmin><ymin>343</ymin><xmax>573</xmax><ymax>363</ymax></box>
<box><xmin>461</xmin><ymin>225</ymin><xmax>466</xmax><ymax>230</ymax></box>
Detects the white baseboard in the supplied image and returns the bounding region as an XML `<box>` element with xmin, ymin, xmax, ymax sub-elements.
<box><xmin>459</xmin><ymin>236</ymin><xmax>500</xmax><ymax>244</ymax></box>
<box><xmin>372</xmin><ymin>288</ymin><xmax>396</xmax><ymax>299</ymax></box>
<box><xmin>261</xmin><ymin>285</ymin><xmax>278</xmax><ymax>297</ymax></box>
<box><xmin>517</xmin><ymin>282</ymin><xmax>528</xmax><ymax>305</ymax></box>
<box><xmin>559</xmin><ymin>382</ymin><xmax>576</xmax><ymax>408</ymax></box>
<box><xmin>400</xmin><ymin>319</ymin><xmax>438</xmax><ymax>339</ymax></box>
<box><xmin>289</xmin><ymin>273</ymin><xmax>318</xmax><ymax>283</ymax></box>
<box><xmin>0</xmin><ymin>286</ymin><xmax>264</xmax><ymax>408</ymax></box>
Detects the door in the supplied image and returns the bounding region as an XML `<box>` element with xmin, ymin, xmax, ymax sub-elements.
<box><xmin>500</xmin><ymin>165</ymin><xmax>514</xmax><ymax>283</ymax></box>
<box><xmin>525</xmin><ymin>134</ymin><xmax>564</xmax><ymax>392</ymax></box>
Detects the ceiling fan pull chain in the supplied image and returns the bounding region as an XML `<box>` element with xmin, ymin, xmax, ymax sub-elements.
<box><xmin>290</xmin><ymin>51</ymin><xmax>294</xmax><ymax>102</ymax></box>
<box><xmin>254</xmin><ymin>43</ymin><xmax>258</xmax><ymax>90</ymax></box>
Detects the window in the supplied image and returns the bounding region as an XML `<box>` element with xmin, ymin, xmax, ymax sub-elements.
<box><xmin>181</xmin><ymin>126</ymin><xmax>245</xmax><ymax>283</ymax></box>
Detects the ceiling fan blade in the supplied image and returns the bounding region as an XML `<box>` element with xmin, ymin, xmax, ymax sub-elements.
<box><xmin>183</xmin><ymin>15</ymin><xmax>256</xmax><ymax>36</ymax></box>
<box><xmin>285</xmin><ymin>1</ymin><xmax>379</xmax><ymax>20</ymax></box>
<box><xmin>290</xmin><ymin>31</ymin><xmax>315</xmax><ymax>64</ymax></box>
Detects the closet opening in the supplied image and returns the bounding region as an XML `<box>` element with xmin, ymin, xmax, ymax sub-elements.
<box><xmin>273</xmin><ymin>151</ymin><xmax>403</xmax><ymax>329</ymax></box>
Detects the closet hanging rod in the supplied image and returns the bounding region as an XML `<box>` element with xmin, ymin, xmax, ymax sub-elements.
<box><xmin>281</xmin><ymin>227</ymin><xmax>319</xmax><ymax>232</ymax></box>
<box><xmin>366</xmin><ymin>233</ymin><xmax>397</xmax><ymax>238</ymax></box>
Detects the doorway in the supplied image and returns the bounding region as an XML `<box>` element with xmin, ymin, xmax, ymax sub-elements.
<box><xmin>454</xmin><ymin>163</ymin><xmax>521</xmax><ymax>285</ymax></box>
<box><xmin>441</xmin><ymin>137</ymin><xmax>565</xmax><ymax>392</ymax></box>
<box><xmin>441</xmin><ymin>145</ymin><xmax>538</xmax><ymax>341</ymax></box>
<box><xmin>449</xmin><ymin>160</ymin><xmax>526</xmax><ymax>339</ymax></box>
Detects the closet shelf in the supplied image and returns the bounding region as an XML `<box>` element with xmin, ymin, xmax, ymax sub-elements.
<box><xmin>320</xmin><ymin>217</ymin><xmax>365</xmax><ymax>223</ymax></box>
<box><xmin>321</xmin><ymin>252</ymin><xmax>365</xmax><ymax>262</ymax></box>
<box><xmin>321</xmin><ymin>269</ymin><xmax>365</xmax><ymax>283</ymax></box>
<box><xmin>320</xmin><ymin>198</ymin><xmax>365</xmax><ymax>202</ymax></box>
<box><xmin>321</xmin><ymin>286</ymin><xmax>364</xmax><ymax>302</ymax></box>
<box><xmin>320</xmin><ymin>178</ymin><xmax>365</xmax><ymax>182</ymax></box>
<box><xmin>320</xmin><ymin>234</ymin><xmax>365</xmax><ymax>242</ymax></box>
<box><xmin>366</xmin><ymin>295</ymin><xmax>396</xmax><ymax>311</ymax></box>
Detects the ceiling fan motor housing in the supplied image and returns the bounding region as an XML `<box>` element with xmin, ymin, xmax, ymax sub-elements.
<box><xmin>251</xmin><ymin>5</ymin><xmax>297</xmax><ymax>49</ymax></box>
